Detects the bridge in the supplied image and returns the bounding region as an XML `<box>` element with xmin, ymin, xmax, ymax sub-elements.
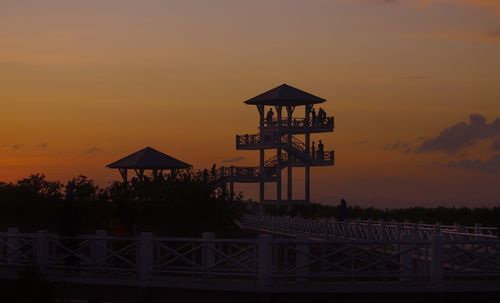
<box><xmin>1</xmin><ymin>216</ymin><xmax>500</xmax><ymax>295</ymax></box>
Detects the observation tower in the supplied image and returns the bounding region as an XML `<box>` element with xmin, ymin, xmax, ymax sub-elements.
<box><xmin>216</xmin><ymin>84</ymin><xmax>334</xmax><ymax>208</ymax></box>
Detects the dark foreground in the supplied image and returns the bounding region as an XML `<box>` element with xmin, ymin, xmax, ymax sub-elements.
<box><xmin>2</xmin><ymin>279</ymin><xmax>500</xmax><ymax>303</ymax></box>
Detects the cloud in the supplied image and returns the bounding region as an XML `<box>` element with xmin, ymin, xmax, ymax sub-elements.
<box><xmin>357</xmin><ymin>0</ymin><xmax>397</xmax><ymax>3</ymax></box>
<box><xmin>85</xmin><ymin>147</ymin><xmax>100</xmax><ymax>155</ymax></box>
<box><xmin>2</xmin><ymin>143</ymin><xmax>23</xmax><ymax>150</ymax></box>
<box><xmin>448</xmin><ymin>155</ymin><xmax>500</xmax><ymax>174</ymax></box>
<box><xmin>457</xmin><ymin>0</ymin><xmax>500</xmax><ymax>13</ymax></box>
<box><xmin>3</xmin><ymin>143</ymin><xmax>49</xmax><ymax>150</ymax></box>
<box><xmin>491</xmin><ymin>140</ymin><xmax>500</xmax><ymax>151</ymax></box>
<box><xmin>418</xmin><ymin>0</ymin><xmax>500</xmax><ymax>14</ymax></box>
<box><xmin>489</xmin><ymin>28</ymin><xmax>500</xmax><ymax>37</ymax></box>
<box><xmin>384</xmin><ymin>141</ymin><xmax>411</xmax><ymax>153</ymax></box>
<box><xmin>403</xmin><ymin>75</ymin><xmax>429</xmax><ymax>80</ymax></box>
<box><xmin>364</xmin><ymin>0</ymin><xmax>500</xmax><ymax>13</ymax></box>
<box><xmin>425</xmin><ymin>30</ymin><xmax>500</xmax><ymax>44</ymax></box>
<box><xmin>415</xmin><ymin>114</ymin><xmax>500</xmax><ymax>155</ymax></box>
<box><xmin>221</xmin><ymin>156</ymin><xmax>244</xmax><ymax>163</ymax></box>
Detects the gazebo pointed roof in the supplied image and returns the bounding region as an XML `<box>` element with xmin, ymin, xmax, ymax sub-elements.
<box><xmin>244</xmin><ymin>83</ymin><xmax>326</xmax><ymax>106</ymax></box>
<box><xmin>106</xmin><ymin>147</ymin><xmax>191</xmax><ymax>170</ymax></box>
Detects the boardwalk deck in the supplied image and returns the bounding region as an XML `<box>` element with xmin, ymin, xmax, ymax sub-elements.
<box><xmin>1</xmin><ymin>217</ymin><xmax>500</xmax><ymax>293</ymax></box>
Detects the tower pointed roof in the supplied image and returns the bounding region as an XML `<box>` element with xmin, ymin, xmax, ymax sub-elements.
<box><xmin>106</xmin><ymin>147</ymin><xmax>191</xmax><ymax>170</ymax></box>
<box><xmin>244</xmin><ymin>83</ymin><xmax>326</xmax><ymax>106</ymax></box>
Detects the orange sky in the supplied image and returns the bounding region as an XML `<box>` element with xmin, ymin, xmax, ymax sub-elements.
<box><xmin>1</xmin><ymin>0</ymin><xmax>499</xmax><ymax>207</ymax></box>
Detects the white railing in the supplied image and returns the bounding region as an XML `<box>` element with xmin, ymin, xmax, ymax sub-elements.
<box><xmin>1</xmin><ymin>227</ymin><xmax>500</xmax><ymax>292</ymax></box>
<box><xmin>240</xmin><ymin>215</ymin><xmax>498</xmax><ymax>241</ymax></box>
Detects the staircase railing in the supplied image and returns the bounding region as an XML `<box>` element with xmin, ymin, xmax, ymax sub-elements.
<box><xmin>280</xmin><ymin>136</ymin><xmax>308</xmax><ymax>161</ymax></box>
<box><xmin>263</xmin><ymin>153</ymin><xmax>290</xmax><ymax>173</ymax></box>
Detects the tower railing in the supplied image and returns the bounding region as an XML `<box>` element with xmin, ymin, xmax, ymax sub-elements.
<box><xmin>236</xmin><ymin>133</ymin><xmax>277</xmax><ymax>149</ymax></box>
<box><xmin>213</xmin><ymin>165</ymin><xmax>283</xmax><ymax>186</ymax></box>
<box><xmin>262</xmin><ymin>116</ymin><xmax>334</xmax><ymax>130</ymax></box>
<box><xmin>216</xmin><ymin>166</ymin><xmax>261</xmax><ymax>179</ymax></box>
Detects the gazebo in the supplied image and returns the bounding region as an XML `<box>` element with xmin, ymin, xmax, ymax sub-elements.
<box><xmin>106</xmin><ymin>146</ymin><xmax>192</xmax><ymax>182</ymax></box>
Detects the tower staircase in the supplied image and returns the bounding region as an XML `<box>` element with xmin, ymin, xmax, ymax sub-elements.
<box><xmin>213</xmin><ymin>133</ymin><xmax>334</xmax><ymax>188</ymax></box>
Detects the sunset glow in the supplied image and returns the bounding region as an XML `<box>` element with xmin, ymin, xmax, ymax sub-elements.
<box><xmin>1</xmin><ymin>0</ymin><xmax>499</xmax><ymax>206</ymax></box>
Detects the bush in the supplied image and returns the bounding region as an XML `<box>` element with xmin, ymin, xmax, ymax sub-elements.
<box><xmin>0</xmin><ymin>172</ymin><xmax>245</xmax><ymax>237</ymax></box>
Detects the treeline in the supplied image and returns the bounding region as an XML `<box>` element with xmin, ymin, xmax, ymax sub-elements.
<box><xmin>2</xmin><ymin>173</ymin><xmax>499</xmax><ymax>235</ymax></box>
<box><xmin>0</xmin><ymin>173</ymin><xmax>244</xmax><ymax>237</ymax></box>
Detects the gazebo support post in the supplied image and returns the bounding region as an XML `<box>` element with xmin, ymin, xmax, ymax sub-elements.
<box><xmin>134</xmin><ymin>169</ymin><xmax>145</xmax><ymax>182</ymax></box>
<box><xmin>119</xmin><ymin>168</ymin><xmax>128</xmax><ymax>183</ymax></box>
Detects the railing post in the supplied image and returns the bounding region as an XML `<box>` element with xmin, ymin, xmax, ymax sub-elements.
<box><xmin>332</xmin><ymin>219</ymin><xmax>339</xmax><ymax>239</ymax></box>
<box><xmin>7</xmin><ymin>227</ymin><xmax>19</xmax><ymax>264</ymax></box>
<box><xmin>378</xmin><ymin>219</ymin><xmax>386</xmax><ymax>240</ymax></box>
<box><xmin>139</xmin><ymin>232</ymin><xmax>153</xmax><ymax>281</ymax></box>
<box><xmin>257</xmin><ymin>234</ymin><xmax>272</xmax><ymax>291</ymax></box>
<box><xmin>432</xmin><ymin>234</ymin><xmax>444</xmax><ymax>286</ymax></box>
<box><xmin>92</xmin><ymin>230</ymin><xmax>108</xmax><ymax>267</ymax></box>
<box><xmin>434</xmin><ymin>222</ymin><xmax>441</xmax><ymax>236</ymax></box>
<box><xmin>296</xmin><ymin>233</ymin><xmax>309</xmax><ymax>281</ymax></box>
<box><xmin>202</xmin><ymin>232</ymin><xmax>215</xmax><ymax>274</ymax></box>
<box><xmin>396</xmin><ymin>222</ymin><xmax>402</xmax><ymax>240</ymax></box>
<box><xmin>413</xmin><ymin>222</ymin><xmax>419</xmax><ymax>240</ymax></box>
<box><xmin>36</xmin><ymin>230</ymin><xmax>49</xmax><ymax>275</ymax></box>
<box><xmin>321</xmin><ymin>219</ymin><xmax>329</xmax><ymax>239</ymax></box>
<box><xmin>475</xmin><ymin>223</ymin><xmax>481</xmax><ymax>235</ymax></box>
<box><xmin>367</xmin><ymin>219</ymin><xmax>374</xmax><ymax>240</ymax></box>
<box><xmin>452</xmin><ymin>223</ymin><xmax>460</xmax><ymax>240</ymax></box>
<box><xmin>400</xmin><ymin>233</ymin><xmax>413</xmax><ymax>282</ymax></box>
<box><xmin>354</xmin><ymin>222</ymin><xmax>361</xmax><ymax>239</ymax></box>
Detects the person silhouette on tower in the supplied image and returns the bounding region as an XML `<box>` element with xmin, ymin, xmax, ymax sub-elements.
<box><xmin>311</xmin><ymin>141</ymin><xmax>316</xmax><ymax>160</ymax></box>
<box><xmin>318</xmin><ymin>140</ymin><xmax>324</xmax><ymax>160</ymax></box>
<box><xmin>266</xmin><ymin>108</ymin><xmax>274</xmax><ymax>126</ymax></box>
<box><xmin>311</xmin><ymin>108</ymin><xmax>317</xmax><ymax>126</ymax></box>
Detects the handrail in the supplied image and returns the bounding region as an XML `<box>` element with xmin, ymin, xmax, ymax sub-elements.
<box><xmin>3</xmin><ymin>227</ymin><xmax>500</xmax><ymax>290</ymax></box>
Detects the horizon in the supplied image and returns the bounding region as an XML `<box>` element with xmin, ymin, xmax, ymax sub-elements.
<box><xmin>1</xmin><ymin>0</ymin><xmax>500</xmax><ymax>207</ymax></box>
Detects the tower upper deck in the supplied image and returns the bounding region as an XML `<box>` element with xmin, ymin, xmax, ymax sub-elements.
<box><xmin>244</xmin><ymin>83</ymin><xmax>325</xmax><ymax>106</ymax></box>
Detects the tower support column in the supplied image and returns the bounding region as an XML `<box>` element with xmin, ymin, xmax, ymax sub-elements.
<box><xmin>286</xmin><ymin>105</ymin><xmax>295</xmax><ymax>204</ymax></box>
<box><xmin>257</xmin><ymin>105</ymin><xmax>265</xmax><ymax>211</ymax></box>
<box><xmin>305</xmin><ymin>104</ymin><xmax>312</xmax><ymax>204</ymax></box>
<box><xmin>260</xmin><ymin>149</ymin><xmax>265</xmax><ymax>203</ymax></box>
<box><xmin>276</xmin><ymin>105</ymin><xmax>283</xmax><ymax>203</ymax></box>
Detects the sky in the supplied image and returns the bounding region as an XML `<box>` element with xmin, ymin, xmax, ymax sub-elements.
<box><xmin>1</xmin><ymin>0</ymin><xmax>499</xmax><ymax>207</ymax></box>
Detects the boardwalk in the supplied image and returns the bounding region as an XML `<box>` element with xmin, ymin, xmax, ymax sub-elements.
<box><xmin>1</xmin><ymin>217</ymin><xmax>500</xmax><ymax>294</ymax></box>
<box><xmin>239</xmin><ymin>215</ymin><xmax>497</xmax><ymax>240</ymax></box>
